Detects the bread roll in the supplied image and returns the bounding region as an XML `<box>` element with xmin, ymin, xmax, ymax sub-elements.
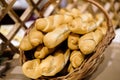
<box><xmin>59</xmin><ymin>8</ymin><xmax>81</xmax><ymax>18</ymax></box>
<box><xmin>70</xmin><ymin>50</ymin><xmax>84</xmax><ymax>68</ymax></box>
<box><xmin>34</xmin><ymin>45</ymin><xmax>54</xmax><ymax>59</ymax></box>
<box><xmin>28</xmin><ymin>27</ymin><xmax>44</xmax><ymax>47</ymax></box>
<box><xmin>19</xmin><ymin>25</ymin><xmax>44</xmax><ymax>51</ymax></box>
<box><xmin>70</xmin><ymin>8</ymin><xmax>81</xmax><ymax>18</ymax></box>
<box><xmin>39</xmin><ymin>49</ymin><xmax>70</xmax><ymax>76</ymax></box>
<box><xmin>22</xmin><ymin>59</ymin><xmax>42</xmax><ymax>79</ymax></box>
<box><xmin>69</xmin><ymin>13</ymin><xmax>104</xmax><ymax>34</ymax></box>
<box><xmin>35</xmin><ymin>16</ymin><xmax>54</xmax><ymax>32</ymax></box>
<box><xmin>78</xmin><ymin>22</ymin><xmax>107</xmax><ymax>55</ymax></box>
<box><xmin>68</xmin><ymin>33</ymin><xmax>79</xmax><ymax>50</ymax></box>
<box><xmin>68</xmin><ymin>63</ymin><xmax>74</xmax><ymax>73</ymax></box>
<box><xmin>80</xmin><ymin>12</ymin><xmax>93</xmax><ymax>22</ymax></box>
<box><xmin>19</xmin><ymin>35</ymin><xmax>33</xmax><ymax>51</ymax></box>
<box><xmin>35</xmin><ymin>14</ymin><xmax>73</xmax><ymax>32</ymax></box>
<box><xmin>43</xmin><ymin>24</ymin><xmax>70</xmax><ymax>48</ymax></box>
<box><xmin>22</xmin><ymin>49</ymin><xmax>70</xmax><ymax>78</ymax></box>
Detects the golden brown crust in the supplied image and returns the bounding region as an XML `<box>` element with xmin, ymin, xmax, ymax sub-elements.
<box><xmin>78</xmin><ymin>22</ymin><xmax>107</xmax><ymax>55</ymax></box>
<box><xmin>34</xmin><ymin>45</ymin><xmax>54</xmax><ymax>59</ymax></box>
<box><xmin>68</xmin><ymin>33</ymin><xmax>79</xmax><ymax>50</ymax></box>
<box><xmin>69</xmin><ymin>14</ymin><xmax>104</xmax><ymax>34</ymax></box>
<box><xmin>70</xmin><ymin>50</ymin><xmax>84</xmax><ymax>68</ymax></box>
<box><xmin>28</xmin><ymin>27</ymin><xmax>44</xmax><ymax>47</ymax></box>
<box><xmin>19</xmin><ymin>35</ymin><xmax>33</xmax><ymax>51</ymax></box>
<box><xmin>43</xmin><ymin>24</ymin><xmax>70</xmax><ymax>48</ymax></box>
<box><xmin>22</xmin><ymin>59</ymin><xmax>42</xmax><ymax>79</ymax></box>
<box><xmin>36</xmin><ymin>14</ymin><xmax>73</xmax><ymax>32</ymax></box>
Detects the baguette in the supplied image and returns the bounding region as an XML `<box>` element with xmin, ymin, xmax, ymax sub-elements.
<box><xmin>58</xmin><ymin>8</ymin><xmax>81</xmax><ymax>18</ymax></box>
<box><xmin>69</xmin><ymin>14</ymin><xmax>104</xmax><ymax>34</ymax></box>
<box><xmin>35</xmin><ymin>14</ymin><xmax>73</xmax><ymax>32</ymax></box>
<box><xmin>22</xmin><ymin>49</ymin><xmax>70</xmax><ymax>78</ymax></box>
<box><xmin>43</xmin><ymin>24</ymin><xmax>70</xmax><ymax>48</ymax></box>
<box><xmin>78</xmin><ymin>22</ymin><xmax>107</xmax><ymax>55</ymax></box>
<box><xmin>39</xmin><ymin>49</ymin><xmax>70</xmax><ymax>76</ymax></box>
<box><xmin>22</xmin><ymin>59</ymin><xmax>42</xmax><ymax>79</ymax></box>
<box><xmin>19</xmin><ymin>24</ymin><xmax>44</xmax><ymax>51</ymax></box>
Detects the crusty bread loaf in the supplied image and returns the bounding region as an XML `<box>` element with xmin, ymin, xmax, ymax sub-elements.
<box><xmin>43</xmin><ymin>24</ymin><xmax>70</xmax><ymax>48</ymax></box>
<box><xmin>39</xmin><ymin>49</ymin><xmax>70</xmax><ymax>76</ymax></box>
<box><xmin>22</xmin><ymin>59</ymin><xmax>42</xmax><ymax>79</ymax></box>
<box><xmin>22</xmin><ymin>49</ymin><xmax>70</xmax><ymax>79</ymax></box>
<box><xmin>19</xmin><ymin>35</ymin><xmax>33</xmax><ymax>51</ymax></box>
<box><xmin>19</xmin><ymin>26</ymin><xmax>44</xmax><ymax>51</ymax></box>
<box><xmin>69</xmin><ymin>14</ymin><xmax>104</xmax><ymax>34</ymax></box>
<box><xmin>35</xmin><ymin>14</ymin><xmax>73</xmax><ymax>32</ymax></box>
<box><xmin>78</xmin><ymin>22</ymin><xmax>107</xmax><ymax>55</ymax></box>
<box><xmin>70</xmin><ymin>50</ymin><xmax>84</xmax><ymax>68</ymax></box>
<box><xmin>28</xmin><ymin>27</ymin><xmax>44</xmax><ymax>47</ymax></box>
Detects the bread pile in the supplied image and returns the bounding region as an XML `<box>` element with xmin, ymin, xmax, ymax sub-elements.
<box><xmin>19</xmin><ymin>8</ymin><xmax>107</xmax><ymax>79</ymax></box>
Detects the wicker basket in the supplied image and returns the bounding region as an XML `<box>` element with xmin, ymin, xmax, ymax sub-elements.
<box><xmin>20</xmin><ymin>0</ymin><xmax>115</xmax><ymax>80</ymax></box>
